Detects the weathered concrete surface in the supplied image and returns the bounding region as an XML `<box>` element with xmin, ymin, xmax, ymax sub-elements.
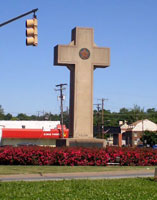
<box><xmin>54</xmin><ymin>27</ymin><xmax>110</xmax><ymax>139</ymax></box>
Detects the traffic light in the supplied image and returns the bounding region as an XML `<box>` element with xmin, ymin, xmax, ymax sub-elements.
<box><xmin>26</xmin><ymin>18</ymin><xmax>38</xmax><ymax>46</ymax></box>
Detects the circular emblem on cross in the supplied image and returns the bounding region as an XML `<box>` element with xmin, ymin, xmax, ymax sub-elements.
<box><xmin>79</xmin><ymin>48</ymin><xmax>90</xmax><ymax>60</ymax></box>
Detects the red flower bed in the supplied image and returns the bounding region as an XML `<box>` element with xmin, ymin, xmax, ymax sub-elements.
<box><xmin>0</xmin><ymin>146</ymin><xmax>156</xmax><ymax>166</ymax></box>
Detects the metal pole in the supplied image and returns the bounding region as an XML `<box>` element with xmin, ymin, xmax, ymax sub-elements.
<box><xmin>98</xmin><ymin>98</ymin><xmax>108</xmax><ymax>138</ymax></box>
<box><xmin>55</xmin><ymin>83</ymin><xmax>67</xmax><ymax>138</ymax></box>
<box><xmin>101</xmin><ymin>99</ymin><xmax>105</xmax><ymax>138</ymax></box>
<box><xmin>94</xmin><ymin>103</ymin><xmax>101</xmax><ymax>137</ymax></box>
<box><xmin>60</xmin><ymin>86</ymin><xmax>64</xmax><ymax>138</ymax></box>
<box><xmin>0</xmin><ymin>8</ymin><xmax>38</xmax><ymax>27</ymax></box>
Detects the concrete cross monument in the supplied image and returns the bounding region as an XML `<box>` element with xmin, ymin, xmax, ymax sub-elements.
<box><xmin>54</xmin><ymin>27</ymin><xmax>110</xmax><ymax>147</ymax></box>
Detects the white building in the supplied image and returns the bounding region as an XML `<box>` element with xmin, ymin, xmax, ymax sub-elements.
<box><xmin>0</xmin><ymin>120</ymin><xmax>61</xmax><ymax>146</ymax></box>
<box><xmin>0</xmin><ymin>120</ymin><xmax>60</xmax><ymax>130</ymax></box>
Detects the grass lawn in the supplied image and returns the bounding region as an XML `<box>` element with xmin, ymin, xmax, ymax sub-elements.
<box><xmin>0</xmin><ymin>178</ymin><xmax>156</xmax><ymax>200</ymax></box>
<box><xmin>0</xmin><ymin>165</ymin><xmax>155</xmax><ymax>175</ymax></box>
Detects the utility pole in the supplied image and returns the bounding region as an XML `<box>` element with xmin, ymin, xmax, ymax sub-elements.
<box><xmin>37</xmin><ymin>111</ymin><xmax>40</xmax><ymax>120</ymax></box>
<box><xmin>94</xmin><ymin>103</ymin><xmax>101</xmax><ymax>113</ymax></box>
<box><xmin>55</xmin><ymin>83</ymin><xmax>67</xmax><ymax>138</ymax></box>
<box><xmin>94</xmin><ymin>103</ymin><xmax>101</xmax><ymax>138</ymax></box>
<box><xmin>98</xmin><ymin>98</ymin><xmax>108</xmax><ymax>138</ymax></box>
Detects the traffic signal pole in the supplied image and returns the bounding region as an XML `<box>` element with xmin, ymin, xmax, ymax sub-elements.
<box><xmin>0</xmin><ymin>9</ymin><xmax>38</xmax><ymax>27</ymax></box>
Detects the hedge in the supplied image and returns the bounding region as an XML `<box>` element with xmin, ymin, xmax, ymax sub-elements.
<box><xmin>0</xmin><ymin>146</ymin><xmax>156</xmax><ymax>166</ymax></box>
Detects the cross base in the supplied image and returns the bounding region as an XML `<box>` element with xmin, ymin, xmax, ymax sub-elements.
<box><xmin>56</xmin><ymin>138</ymin><xmax>106</xmax><ymax>148</ymax></box>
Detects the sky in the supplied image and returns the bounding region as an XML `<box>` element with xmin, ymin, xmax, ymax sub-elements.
<box><xmin>0</xmin><ymin>0</ymin><xmax>157</xmax><ymax>116</ymax></box>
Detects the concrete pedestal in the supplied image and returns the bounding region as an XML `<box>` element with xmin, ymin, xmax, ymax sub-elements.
<box><xmin>56</xmin><ymin>138</ymin><xmax>106</xmax><ymax>148</ymax></box>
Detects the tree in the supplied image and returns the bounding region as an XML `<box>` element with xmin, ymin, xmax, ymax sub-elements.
<box><xmin>129</xmin><ymin>105</ymin><xmax>145</xmax><ymax>122</ymax></box>
<box><xmin>141</xmin><ymin>131</ymin><xmax>157</xmax><ymax>147</ymax></box>
<box><xmin>4</xmin><ymin>113</ymin><xmax>12</xmax><ymax>120</ymax></box>
<box><xmin>17</xmin><ymin>113</ymin><xmax>30</xmax><ymax>120</ymax></box>
<box><xmin>0</xmin><ymin>105</ymin><xmax>4</xmax><ymax>120</ymax></box>
<box><xmin>0</xmin><ymin>105</ymin><xmax>4</xmax><ymax>114</ymax></box>
<box><xmin>146</xmin><ymin>108</ymin><xmax>157</xmax><ymax>124</ymax></box>
<box><xmin>63</xmin><ymin>111</ymin><xmax>69</xmax><ymax>128</ymax></box>
<box><xmin>146</xmin><ymin>108</ymin><xmax>156</xmax><ymax>114</ymax></box>
<box><xmin>119</xmin><ymin>107</ymin><xmax>129</xmax><ymax>114</ymax></box>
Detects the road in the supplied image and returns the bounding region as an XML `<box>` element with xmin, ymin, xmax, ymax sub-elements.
<box><xmin>0</xmin><ymin>169</ymin><xmax>154</xmax><ymax>182</ymax></box>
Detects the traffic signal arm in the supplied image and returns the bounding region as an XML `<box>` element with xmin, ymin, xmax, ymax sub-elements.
<box><xmin>0</xmin><ymin>9</ymin><xmax>38</xmax><ymax>28</ymax></box>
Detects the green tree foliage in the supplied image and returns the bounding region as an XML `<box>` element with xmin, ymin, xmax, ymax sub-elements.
<box><xmin>141</xmin><ymin>131</ymin><xmax>157</xmax><ymax>147</ymax></box>
<box><xmin>94</xmin><ymin>106</ymin><xmax>157</xmax><ymax>127</ymax></box>
<box><xmin>0</xmin><ymin>105</ymin><xmax>4</xmax><ymax>114</ymax></box>
<box><xmin>0</xmin><ymin>105</ymin><xmax>4</xmax><ymax>120</ymax></box>
<box><xmin>0</xmin><ymin>105</ymin><xmax>157</xmax><ymax>131</ymax></box>
<box><xmin>146</xmin><ymin>108</ymin><xmax>157</xmax><ymax>124</ymax></box>
<box><xmin>4</xmin><ymin>113</ymin><xmax>12</xmax><ymax>120</ymax></box>
<box><xmin>17</xmin><ymin>113</ymin><xmax>30</xmax><ymax>120</ymax></box>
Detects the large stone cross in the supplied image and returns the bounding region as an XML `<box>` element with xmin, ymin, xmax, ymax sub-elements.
<box><xmin>54</xmin><ymin>27</ymin><xmax>110</xmax><ymax>139</ymax></box>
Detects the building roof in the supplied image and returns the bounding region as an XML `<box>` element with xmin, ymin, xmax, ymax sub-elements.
<box><xmin>121</xmin><ymin>119</ymin><xmax>157</xmax><ymax>132</ymax></box>
<box><xmin>0</xmin><ymin>120</ymin><xmax>60</xmax><ymax>131</ymax></box>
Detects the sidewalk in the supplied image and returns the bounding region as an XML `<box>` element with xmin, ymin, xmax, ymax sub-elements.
<box><xmin>0</xmin><ymin>169</ymin><xmax>154</xmax><ymax>181</ymax></box>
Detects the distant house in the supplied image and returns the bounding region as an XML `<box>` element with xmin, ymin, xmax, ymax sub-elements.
<box><xmin>102</xmin><ymin>119</ymin><xmax>157</xmax><ymax>147</ymax></box>
<box><xmin>120</xmin><ymin>119</ymin><xmax>157</xmax><ymax>147</ymax></box>
<box><xmin>103</xmin><ymin>127</ymin><xmax>121</xmax><ymax>146</ymax></box>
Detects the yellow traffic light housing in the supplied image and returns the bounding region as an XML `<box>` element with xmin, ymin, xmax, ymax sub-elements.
<box><xmin>26</xmin><ymin>18</ymin><xmax>38</xmax><ymax>46</ymax></box>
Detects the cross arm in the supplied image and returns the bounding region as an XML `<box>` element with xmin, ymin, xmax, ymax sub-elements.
<box><xmin>54</xmin><ymin>45</ymin><xmax>76</xmax><ymax>66</ymax></box>
<box><xmin>92</xmin><ymin>47</ymin><xmax>110</xmax><ymax>68</ymax></box>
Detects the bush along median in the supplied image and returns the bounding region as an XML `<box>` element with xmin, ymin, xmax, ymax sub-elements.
<box><xmin>0</xmin><ymin>146</ymin><xmax>156</xmax><ymax>166</ymax></box>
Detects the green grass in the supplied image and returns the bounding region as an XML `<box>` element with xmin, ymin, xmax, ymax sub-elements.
<box><xmin>0</xmin><ymin>178</ymin><xmax>156</xmax><ymax>200</ymax></box>
<box><xmin>0</xmin><ymin>165</ymin><xmax>155</xmax><ymax>175</ymax></box>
